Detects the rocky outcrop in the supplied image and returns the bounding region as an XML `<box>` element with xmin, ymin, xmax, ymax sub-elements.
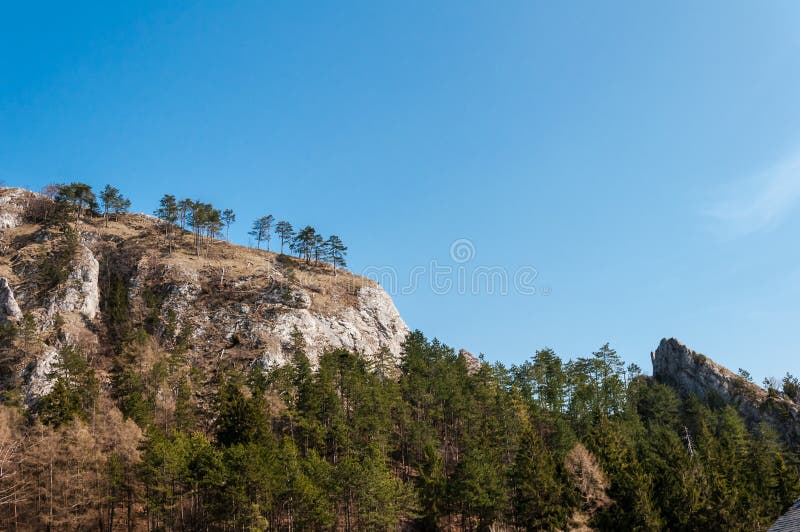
<box><xmin>258</xmin><ymin>285</ymin><xmax>409</xmax><ymax>367</ymax></box>
<box><xmin>652</xmin><ymin>338</ymin><xmax>800</xmax><ymax>446</ymax></box>
<box><xmin>125</xmin><ymin>253</ymin><xmax>409</xmax><ymax>367</ymax></box>
<box><xmin>23</xmin><ymin>346</ymin><xmax>59</xmax><ymax>404</ymax></box>
<box><xmin>0</xmin><ymin>277</ymin><xmax>23</xmax><ymax>323</ymax></box>
<box><xmin>260</xmin><ymin>282</ymin><xmax>312</xmax><ymax>309</ymax></box>
<box><xmin>46</xmin><ymin>245</ymin><xmax>100</xmax><ymax>321</ymax></box>
<box><xmin>458</xmin><ymin>348</ymin><xmax>482</xmax><ymax>375</ymax></box>
<box><xmin>2</xmin><ymin>185</ymin><xmax>413</xmax><ymax>407</ymax></box>
<box><xmin>0</xmin><ymin>187</ymin><xmax>32</xmax><ymax>229</ymax></box>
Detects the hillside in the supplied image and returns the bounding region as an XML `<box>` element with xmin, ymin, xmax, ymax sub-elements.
<box><xmin>0</xmin><ymin>186</ymin><xmax>408</xmax><ymax>403</ymax></box>
<box><xmin>1</xmin><ymin>185</ymin><xmax>799</xmax><ymax>531</ymax></box>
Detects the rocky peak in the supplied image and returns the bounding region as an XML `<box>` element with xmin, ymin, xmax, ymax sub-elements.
<box><xmin>458</xmin><ymin>348</ymin><xmax>482</xmax><ymax>375</ymax></box>
<box><xmin>652</xmin><ymin>337</ymin><xmax>800</xmax><ymax>446</ymax></box>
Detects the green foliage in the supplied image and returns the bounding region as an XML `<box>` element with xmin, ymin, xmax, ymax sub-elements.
<box><xmin>99</xmin><ymin>184</ymin><xmax>130</xmax><ymax>225</ymax></box>
<box><xmin>35</xmin><ymin>345</ymin><xmax>98</xmax><ymax>427</ymax></box>
<box><xmin>54</xmin><ymin>182</ymin><xmax>98</xmax><ymax>222</ymax></box>
<box><xmin>103</xmin><ymin>329</ymin><xmax>800</xmax><ymax>529</ymax></box>
<box><xmin>511</xmin><ymin>427</ymin><xmax>572</xmax><ymax>530</ymax></box>
<box><xmin>38</xmin><ymin>225</ymin><xmax>80</xmax><ymax>290</ymax></box>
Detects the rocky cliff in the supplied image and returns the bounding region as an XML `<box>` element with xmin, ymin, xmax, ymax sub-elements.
<box><xmin>0</xmin><ymin>186</ymin><xmax>409</xmax><ymax>403</ymax></box>
<box><xmin>652</xmin><ymin>338</ymin><xmax>800</xmax><ymax>446</ymax></box>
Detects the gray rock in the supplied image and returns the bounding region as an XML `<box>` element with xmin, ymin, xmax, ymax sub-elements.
<box><xmin>260</xmin><ymin>282</ymin><xmax>312</xmax><ymax>309</ymax></box>
<box><xmin>23</xmin><ymin>345</ymin><xmax>59</xmax><ymax>404</ymax></box>
<box><xmin>652</xmin><ymin>337</ymin><xmax>800</xmax><ymax>446</ymax></box>
<box><xmin>259</xmin><ymin>285</ymin><xmax>409</xmax><ymax>367</ymax></box>
<box><xmin>0</xmin><ymin>187</ymin><xmax>31</xmax><ymax>229</ymax></box>
<box><xmin>458</xmin><ymin>348</ymin><xmax>482</xmax><ymax>375</ymax></box>
<box><xmin>46</xmin><ymin>245</ymin><xmax>100</xmax><ymax>321</ymax></box>
<box><xmin>0</xmin><ymin>277</ymin><xmax>23</xmax><ymax>323</ymax></box>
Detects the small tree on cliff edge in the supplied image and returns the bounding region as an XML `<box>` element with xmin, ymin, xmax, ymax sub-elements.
<box><xmin>100</xmin><ymin>185</ymin><xmax>130</xmax><ymax>227</ymax></box>
<box><xmin>275</xmin><ymin>220</ymin><xmax>294</xmax><ymax>255</ymax></box>
<box><xmin>249</xmin><ymin>215</ymin><xmax>273</xmax><ymax>250</ymax></box>
<box><xmin>221</xmin><ymin>209</ymin><xmax>236</xmax><ymax>242</ymax></box>
<box><xmin>56</xmin><ymin>183</ymin><xmax>97</xmax><ymax>224</ymax></box>
<box><xmin>155</xmin><ymin>194</ymin><xmax>178</xmax><ymax>253</ymax></box>
<box><xmin>325</xmin><ymin>235</ymin><xmax>347</xmax><ymax>274</ymax></box>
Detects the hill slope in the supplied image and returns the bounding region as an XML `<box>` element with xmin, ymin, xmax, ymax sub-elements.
<box><xmin>0</xmin><ymin>186</ymin><xmax>408</xmax><ymax>402</ymax></box>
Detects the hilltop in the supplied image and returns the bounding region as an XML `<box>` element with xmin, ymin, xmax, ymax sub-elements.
<box><xmin>0</xmin><ymin>186</ymin><xmax>408</xmax><ymax>403</ymax></box>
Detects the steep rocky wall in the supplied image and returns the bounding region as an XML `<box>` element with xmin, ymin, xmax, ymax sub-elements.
<box><xmin>652</xmin><ymin>338</ymin><xmax>800</xmax><ymax>446</ymax></box>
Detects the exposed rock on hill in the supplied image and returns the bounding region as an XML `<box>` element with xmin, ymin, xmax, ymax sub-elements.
<box><xmin>0</xmin><ymin>277</ymin><xmax>22</xmax><ymax>323</ymax></box>
<box><xmin>45</xmin><ymin>244</ymin><xmax>100</xmax><ymax>321</ymax></box>
<box><xmin>0</xmin><ymin>187</ymin><xmax>35</xmax><ymax>229</ymax></box>
<box><xmin>0</xmin><ymin>186</ymin><xmax>409</xmax><ymax>401</ymax></box>
<box><xmin>458</xmin><ymin>348</ymin><xmax>482</xmax><ymax>375</ymax></box>
<box><xmin>652</xmin><ymin>338</ymin><xmax>800</xmax><ymax>446</ymax></box>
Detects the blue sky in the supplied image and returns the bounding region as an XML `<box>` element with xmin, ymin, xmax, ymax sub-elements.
<box><xmin>3</xmin><ymin>1</ymin><xmax>800</xmax><ymax>381</ymax></box>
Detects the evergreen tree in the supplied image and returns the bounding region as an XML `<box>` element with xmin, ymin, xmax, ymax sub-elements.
<box><xmin>292</xmin><ymin>226</ymin><xmax>317</xmax><ymax>262</ymax></box>
<box><xmin>326</xmin><ymin>234</ymin><xmax>348</xmax><ymax>274</ymax></box>
<box><xmin>99</xmin><ymin>185</ymin><xmax>130</xmax><ymax>226</ymax></box>
<box><xmin>511</xmin><ymin>426</ymin><xmax>571</xmax><ymax>530</ymax></box>
<box><xmin>221</xmin><ymin>209</ymin><xmax>236</xmax><ymax>242</ymax></box>
<box><xmin>275</xmin><ymin>220</ymin><xmax>294</xmax><ymax>254</ymax></box>
<box><xmin>55</xmin><ymin>182</ymin><xmax>97</xmax><ymax>223</ymax></box>
<box><xmin>155</xmin><ymin>194</ymin><xmax>178</xmax><ymax>253</ymax></box>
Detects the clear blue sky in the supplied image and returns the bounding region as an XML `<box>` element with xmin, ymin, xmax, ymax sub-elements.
<box><xmin>3</xmin><ymin>1</ymin><xmax>800</xmax><ymax>381</ymax></box>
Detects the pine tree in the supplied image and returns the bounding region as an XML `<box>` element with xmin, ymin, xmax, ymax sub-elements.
<box><xmin>275</xmin><ymin>220</ymin><xmax>294</xmax><ymax>255</ymax></box>
<box><xmin>99</xmin><ymin>185</ymin><xmax>130</xmax><ymax>226</ymax></box>
<box><xmin>249</xmin><ymin>215</ymin><xmax>273</xmax><ymax>250</ymax></box>
<box><xmin>221</xmin><ymin>209</ymin><xmax>236</xmax><ymax>242</ymax></box>
<box><xmin>155</xmin><ymin>194</ymin><xmax>179</xmax><ymax>253</ymax></box>
<box><xmin>177</xmin><ymin>198</ymin><xmax>192</xmax><ymax>231</ymax></box>
<box><xmin>511</xmin><ymin>427</ymin><xmax>571</xmax><ymax>530</ymax></box>
<box><xmin>325</xmin><ymin>235</ymin><xmax>348</xmax><ymax>274</ymax></box>
<box><xmin>55</xmin><ymin>183</ymin><xmax>97</xmax><ymax>224</ymax></box>
<box><xmin>292</xmin><ymin>226</ymin><xmax>317</xmax><ymax>263</ymax></box>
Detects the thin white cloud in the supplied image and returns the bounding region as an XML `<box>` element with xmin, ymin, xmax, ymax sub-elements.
<box><xmin>705</xmin><ymin>154</ymin><xmax>800</xmax><ymax>237</ymax></box>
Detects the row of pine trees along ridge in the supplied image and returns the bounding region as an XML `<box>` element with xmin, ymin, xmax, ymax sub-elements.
<box><xmin>14</xmin><ymin>181</ymin><xmax>349</xmax><ymax>272</ymax></box>
<box><xmin>155</xmin><ymin>192</ymin><xmax>347</xmax><ymax>271</ymax></box>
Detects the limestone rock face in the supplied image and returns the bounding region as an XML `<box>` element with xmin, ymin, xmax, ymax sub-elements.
<box><xmin>126</xmin><ymin>255</ymin><xmax>408</xmax><ymax>368</ymax></box>
<box><xmin>261</xmin><ymin>282</ymin><xmax>312</xmax><ymax>309</ymax></box>
<box><xmin>458</xmin><ymin>348</ymin><xmax>482</xmax><ymax>375</ymax></box>
<box><xmin>0</xmin><ymin>277</ymin><xmax>23</xmax><ymax>323</ymax></box>
<box><xmin>23</xmin><ymin>346</ymin><xmax>59</xmax><ymax>404</ymax></box>
<box><xmin>259</xmin><ymin>285</ymin><xmax>409</xmax><ymax>367</ymax></box>
<box><xmin>46</xmin><ymin>245</ymin><xmax>100</xmax><ymax>321</ymax></box>
<box><xmin>0</xmin><ymin>187</ymin><xmax>32</xmax><ymax>229</ymax></box>
<box><xmin>652</xmin><ymin>338</ymin><xmax>800</xmax><ymax>446</ymax></box>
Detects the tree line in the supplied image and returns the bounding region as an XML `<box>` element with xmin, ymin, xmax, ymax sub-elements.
<box><xmin>1</xmin><ymin>325</ymin><xmax>798</xmax><ymax>530</ymax></box>
<box><xmin>249</xmin><ymin>216</ymin><xmax>347</xmax><ymax>273</ymax></box>
<box><xmin>16</xmin><ymin>181</ymin><xmax>350</xmax><ymax>273</ymax></box>
<box><xmin>155</xmin><ymin>193</ymin><xmax>348</xmax><ymax>273</ymax></box>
